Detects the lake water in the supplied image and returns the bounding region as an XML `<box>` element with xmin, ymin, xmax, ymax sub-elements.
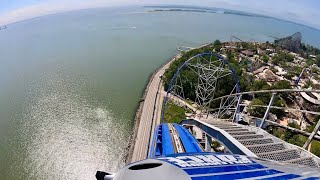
<box><xmin>0</xmin><ymin>6</ymin><xmax>320</xmax><ymax>180</ymax></box>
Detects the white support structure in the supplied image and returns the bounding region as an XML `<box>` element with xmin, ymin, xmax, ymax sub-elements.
<box><xmin>303</xmin><ymin>120</ymin><xmax>320</xmax><ymax>149</ymax></box>
<box><xmin>205</xmin><ymin>134</ymin><xmax>212</xmax><ymax>152</ymax></box>
<box><xmin>168</xmin><ymin>53</ymin><xmax>239</xmax><ymax>118</ymax></box>
<box><xmin>163</xmin><ymin>51</ymin><xmax>320</xmax><ymax>168</ymax></box>
<box><xmin>259</xmin><ymin>93</ymin><xmax>276</xmax><ymax>128</ymax></box>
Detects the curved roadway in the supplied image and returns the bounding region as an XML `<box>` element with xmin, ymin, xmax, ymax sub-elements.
<box><xmin>129</xmin><ymin>55</ymin><xmax>181</xmax><ymax>163</ymax></box>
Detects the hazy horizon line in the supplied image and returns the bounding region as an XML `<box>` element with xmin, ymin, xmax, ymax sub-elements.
<box><xmin>2</xmin><ymin>4</ymin><xmax>320</xmax><ymax>32</ymax></box>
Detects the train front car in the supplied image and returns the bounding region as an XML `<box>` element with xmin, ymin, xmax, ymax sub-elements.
<box><xmin>96</xmin><ymin>123</ymin><xmax>320</xmax><ymax>180</ymax></box>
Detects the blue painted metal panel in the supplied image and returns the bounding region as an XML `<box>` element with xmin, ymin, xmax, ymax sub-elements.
<box><xmin>162</xmin><ymin>124</ymin><xmax>175</xmax><ymax>155</ymax></box>
<box><xmin>191</xmin><ymin>169</ymin><xmax>282</xmax><ymax>180</ymax></box>
<box><xmin>155</xmin><ymin>125</ymin><xmax>163</xmax><ymax>156</ymax></box>
<box><xmin>261</xmin><ymin>174</ymin><xmax>300</xmax><ymax>180</ymax></box>
<box><xmin>173</xmin><ymin>123</ymin><xmax>203</xmax><ymax>153</ymax></box>
<box><xmin>184</xmin><ymin>164</ymin><xmax>265</xmax><ymax>175</ymax></box>
<box><xmin>147</xmin><ymin>123</ymin><xmax>319</xmax><ymax>179</ymax></box>
<box><xmin>180</xmin><ymin>119</ymin><xmax>249</xmax><ymax>155</ymax></box>
<box><xmin>156</xmin><ymin>153</ymin><xmax>319</xmax><ymax>179</ymax></box>
<box><xmin>148</xmin><ymin>125</ymin><xmax>160</xmax><ymax>158</ymax></box>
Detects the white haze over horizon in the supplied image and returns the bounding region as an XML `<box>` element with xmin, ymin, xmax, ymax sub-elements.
<box><xmin>0</xmin><ymin>0</ymin><xmax>320</xmax><ymax>30</ymax></box>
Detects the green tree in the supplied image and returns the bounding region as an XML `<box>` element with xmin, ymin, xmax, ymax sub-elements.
<box><xmin>262</xmin><ymin>54</ymin><xmax>269</xmax><ymax>63</ymax></box>
<box><xmin>250</xmin><ymin>80</ymin><xmax>270</xmax><ymax>91</ymax></box>
<box><xmin>282</xmin><ymin>123</ymin><xmax>298</xmax><ymax>142</ymax></box>
<box><xmin>285</xmin><ymin>53</ymin><xmax>294</xmax><ymax>62</ymax></box>
<box><xmin>249</xmin><ymin>80</ymin><xmax>271</xmax><ymax>103</ymax></box>
<box><xmin>311</xmin><ymin>140</ymin><xmax>320</xmax><ymax>157</ymax></box>
<box><xmin>288</xmin><ymin>135</ymin><xmax>307</xmax><ymax>147</ymax></box>
<box><xmin>272</xmin><ymin>52</ymin><xmax>294</xmax><ymax>65</ymax></box>
<box><xmin>306</xmin><ymin>117</ymin><xmax>320</xmax><ymax>133</ymax></box>
<box><xmin>272</xmin><ymin>56</ymin><xmax>280</xmax><ymax>65</ymax></box>
<box><xmin>241</xmin><ymin>42</ymin><xmax>255</xmax><ymax>49</ymax></box>
<box><xmin>288</xmin><ymin>122</ymin><xmax>300</xmax><ymax>129</ymax></box>
<box><xmin>271</xmin><ymin>80</ymin><xmax>292</xmax><ymax>104</ymax></box>
<box><xmin>284</xmin><ymin>71</ymin><xmax>296</xmax><ymax>80</ymax></box>
<box><xmin>248</xmin><ymin>99</ymin><xmax>266</xmax><ymax>117</ymax></box>
<box><xmin>242</xmin><ymin>42</ymin><xmax>250</xmax><ymax>49</ymax></box>
<box><xmin>281</xmin><ymin>123</ymin><xmax>306</xmax><ymax>147</ymax></box>
<box><xmin>303</xmin><ymin>80</ymin><xmax>313</xmax><ymax>88</ymax></box>
<box><xmin>238</xmin><ymin>73</ymin><xmax>253</xmax><ymax>92</ymax></box>
<box><xmin>316</xmin><ymin>55</ymin><xmax>320</xmax><ymax>66</ymax></box>
<box><xmin>271</xmin><ymin>80</ymin><xmax>291</xmax><ymax>90</ymax></box>
<box><xmin>227</xmin><ymin>51</ymin><xmax>236</xmax><ymax>64</ymax></box>
<box><xmin>306</xmin><ymin>58</ymin><xmax>315</xmax><ymax>66</ymax></box>
<box><xmin>293</xmin><ymin>66</ymin><xmax>303</xmax><ymax>74</ymax></box>
<box><xmin>214</xmin><ymin>40</ymin><xmax>221</xmax><ymax>46</ymax></box>
<box><xmin>213</xmin><ymin>40</ymin><xmax>222</xmax><ymax>52</ymax></box>
<box><xmin>271</xmin><ymin>98</ymin><xmax>286</xmax><ymax>119</ymax></box>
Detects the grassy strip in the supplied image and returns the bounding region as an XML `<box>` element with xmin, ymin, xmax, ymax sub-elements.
<box><xmin>163</xmin><ymin>100</ymin><xmax>187</xmax><ymax>124</ymax></box>
<box><xmin>311</xmin><ymin>140</ymin><xmax>320</xmax><ymax>157</ymax></box>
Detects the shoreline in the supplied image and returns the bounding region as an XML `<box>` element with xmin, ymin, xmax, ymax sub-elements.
<box><xmin>125</xmin><ymin>43</ymin><xmax>211</xmax><ymax>164</ymax></box>
<box><xmin>125</xmin><ymin>53</ymin><xmax>181</xmax><ymax>164</ymax></box>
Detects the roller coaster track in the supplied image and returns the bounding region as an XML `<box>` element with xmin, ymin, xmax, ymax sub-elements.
<box><xmin>168</xmin><ymin>123</ymin><xmax>185</xmax><ymax>153</ymax></box>
<box><xmin>161</xmin><ymin>52</ymin><xmax>320</xmax><ymax>169</ymax></box>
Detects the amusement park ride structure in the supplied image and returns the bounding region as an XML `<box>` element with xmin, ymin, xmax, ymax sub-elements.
<box><xmin>163</xmin><ymin>52</ymin><xmax>320</xmax><ymax>152</ymax></box>
<box><xmin>97</xmin><ymin>50</ymin><xmax>320</xmax><ymax>179</ymax></box>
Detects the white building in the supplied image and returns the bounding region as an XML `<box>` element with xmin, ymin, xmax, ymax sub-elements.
<box><xmin>275</xmin><ymin>66</ymin><xmax>287</xmax><ymax>76</ymax></box>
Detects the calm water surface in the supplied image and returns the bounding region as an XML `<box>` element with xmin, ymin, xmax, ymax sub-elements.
<box><xmin>0</xmin><ymin>6</ymin><xmax>320</xmax><ymax>180</ymax></box>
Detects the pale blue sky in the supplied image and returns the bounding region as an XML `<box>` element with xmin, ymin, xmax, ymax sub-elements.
<box><xmin>0</xmin><ymin>0</ymin><xmax>319</xmax><ymax>29</ymax></box>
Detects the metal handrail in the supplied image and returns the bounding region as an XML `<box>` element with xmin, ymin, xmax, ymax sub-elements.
<box><xmin>211</xmin><ymin>89</ymin><xmax>320</xmax><ymax>102</ymax></box>
<box><xmin>210</xmin><ymin>89</ymin><xmax>320</xmax><ymax>150</ymax></box>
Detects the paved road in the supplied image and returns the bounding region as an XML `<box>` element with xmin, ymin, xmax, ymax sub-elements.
<box><xmin>130</xmin><ymin>44</ymin><xmax>209</xmax><ymax>162</ymax></box>
<box><xmin>130</xmin><ymin>55</ymin><xmax>180</xmax><ymax>163</ymax></box>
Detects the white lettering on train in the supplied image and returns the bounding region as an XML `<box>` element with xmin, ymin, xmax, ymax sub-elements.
<box><xmin>158</xmin><ymin>154</ymin><xmax>254</xmax><ymax>168</ymax></box>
